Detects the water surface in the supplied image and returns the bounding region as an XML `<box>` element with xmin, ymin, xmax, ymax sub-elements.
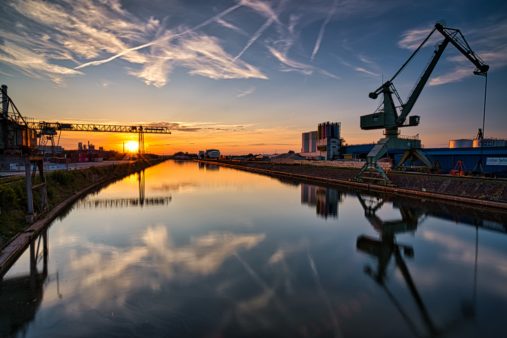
<box><xmin>2</xmin><ymin>160</ymin><xmax>507</xmax><ymax>338</ymax></box>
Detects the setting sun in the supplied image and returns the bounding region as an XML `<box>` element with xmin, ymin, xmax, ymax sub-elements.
<box><xmin>124</xmin><ymin>140</ymin><xmax>139</xmax><ymax>153</ymax></box>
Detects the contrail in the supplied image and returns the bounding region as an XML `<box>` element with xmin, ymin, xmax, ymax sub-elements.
<box><xmin>311</xmin><ymin>0</ymin><xmax>337</xmax><ymax>61</ymax></box>
<box><xmin>234</xmin><ymin>16</ymin><xmax>275</xmax><ymax>61</ymax></box>
<box><xmin>75</xmin><ymin>2</ymin><xmax>243</xmax><ymax>70</ymax></box>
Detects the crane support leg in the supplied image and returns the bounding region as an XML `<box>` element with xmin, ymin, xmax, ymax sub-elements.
<box><xmin>355</xmin><ymin>139</ymin><xmax>393</xmax><ymax>185</ymax></box>
<box><xmin>396</xmin><ymin>149</ymin><xmax>433</xmax><ymax>171</ymax></box>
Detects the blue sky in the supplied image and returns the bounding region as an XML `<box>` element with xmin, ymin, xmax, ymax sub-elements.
<box><xmin>0</xmin><ymin>0</ymin><xmax>506</xmax><ymax>154</ymax></box>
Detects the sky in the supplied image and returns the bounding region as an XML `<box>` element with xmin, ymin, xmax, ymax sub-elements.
<box><xmin>0</xmin><ymin>0</ymin><xmax>506</xmax><ymax>155</ymax></box>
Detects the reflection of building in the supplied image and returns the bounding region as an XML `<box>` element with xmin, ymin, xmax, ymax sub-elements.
<box><xmin>301</xmin><ymin>184</ymin><xmax>341</xmax><ymax>219</ymax></box>
<box><xmin>300</xmin><ymin>122</ymin><xmax>341</xmax><ymax>160</ymax></box>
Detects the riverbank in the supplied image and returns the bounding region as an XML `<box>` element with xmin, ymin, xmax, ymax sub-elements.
<box><xmin>0</xmin><ymin>158</ymin><xmax>166</xmax><ymax>247</ymax></box>
<box><xmin>198</xmin><ymin>160</ymin><xmax>507</xmax><ymax>209</ymax></box>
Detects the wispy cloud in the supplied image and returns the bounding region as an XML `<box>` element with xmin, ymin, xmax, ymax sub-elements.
<box><xmin>269</xmin><ymin>47</ymin><xmax>313</xmax><ymax>75</ymax></box>
<box><xmin>147</xmin><ymin>121</ymin><xmax>249</xmax><ymax>132</ymax></box>
<box><xmin>215</xmin><ymin>18</ymin><xmax>245</xmax><ymax>35</ymax></box>
<box><xmin>1</xmin><ymin>0</ymin><xmax>266</xmax><ymax>85</ymax></box>
<box><xmin>0</xmin><ymin>0</ymin><xmax>383</xmax><ymax>86</ymax></box>
<box><xmin>398</xmin><ymin>26</ymin><xmax>441</xmax><ymax>50</ymax></box>
<box><xmin>130</xmin><ymin>32</ymin><xmax>267</xmax><ymax>87</ymax></box>
<box><xmin>268</xmin><ymin>46</ymin><xmax>339</xmax><ymax>79</ymax></box>
<box><xmin>0</xmin><ymin>40</ymin><xmax>82</xmax><ymax>84</ymax></box>
<box><xmin>237</xmin><ymin>86</ymin><xmax>256</xmax><ymax>98</ymax></box>
<box><xmin>240</xmin><ymin>0</ymin><xmax>280</xmax><ymax>24</ymax></box>
<box><xmin>311</xmin><ymin>0</ymin><xmax>337</xmax><ymax>61</ymax></box>
<box><xmin>354</xmin><ymin>67</ymin><xmax>379</xmax><ymax>77</ymax></box>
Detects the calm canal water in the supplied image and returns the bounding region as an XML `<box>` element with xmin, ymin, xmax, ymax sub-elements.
<box><xmin>1</xmin><ymin>160</ymin><xmax>507</xmax><ymax>338</ymax></box>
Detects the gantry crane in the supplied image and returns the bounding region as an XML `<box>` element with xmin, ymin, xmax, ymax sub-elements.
<box><xmin>26</xmin><ymin>121</ymin><xmax>171</xmax><ymax>155</ymax></box>
<box><xmin>356</xmin><ymin>23</ymin><xmax>489</xmax><ymax>184</ymax></box>
<box><xmin>2</xmin><ymin>84</ymin><xmax>171</xmax><ymax>156</ymax></box>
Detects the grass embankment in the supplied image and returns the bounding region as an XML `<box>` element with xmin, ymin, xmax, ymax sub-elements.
<box><xmin>203</xmin><ymin>160</ymin><xmax>507</xmax><ymax>207</ymax></box>
<box><xmin>0</xmin><ymin>160</ymin><xmax>162</xmax><ymax>246</ymax></box>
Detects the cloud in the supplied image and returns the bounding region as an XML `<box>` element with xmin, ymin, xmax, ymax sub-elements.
<box><xmin>354</xmin><ymin>66</ymin><xmax>379</xmax><ymax>77</ymax></box>
<box><xmin>237</xmin><ymin>86</ymin><xmax>256</xmax><ymax>98</ymax></box>
<box><xmin>269</xmin><ymin>46</ymin><xmax>339</xmax><ymax>79</ymax></box>
<box><xmin>0</xmin><ymin>0</ymin><xmax>380</xmax><ymax>86</ymax></box>
<box><xmin>215</xmin><ymin>18</ymin><xmax>245</xmax><ymax>35</ymax></box>
<box><xmin>2</xmin><ymin>0</ymin><xmax>266</xmax><ymax>86</ymax></box>
<box><xmin>74</xmin><ymin>1</ymin><xmax>244</xmax><ymax>70</ymax></box>
<box><xmin>240</xmin><ymin>0</ymin><xmax>280</xmax><ymax>24</ymax></box>
<box><xmin>146</xmin><ymin>121</ymin><xmax>248</xmax><ymax>132</ymax></box>
<box><xmin>398</xmin><ymin>26</ymin><xmax>441</xmax><ymax>50</ymax></box>
<box><xmin>11</xmin><ymin>0</ymin><xmax>147</xmax><ymax>63</ymax></box>
<box><xmin>269</xmin><ymin>47</ymin><xmax>314</xmax><ymax>75</ymax></box>
<box><xmin>182</xmin><ymin>34</ymin><xmax>267</xmax><ymax>80</ymax></box>
<box><xmin>0</xmin><ymin>41</ymin><xmax>82</xmax><ymax>83</ymax></box>
<box><xmin>429</xmin><ymin>67</ymin><xmax>474</xmax><ymax>86</ymax></box>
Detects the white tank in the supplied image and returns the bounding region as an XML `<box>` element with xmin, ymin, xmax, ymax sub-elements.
<box><xmin>449</xmin><ymin>139</ymin><xmax>473</xmax><ymax>148</ymax></box>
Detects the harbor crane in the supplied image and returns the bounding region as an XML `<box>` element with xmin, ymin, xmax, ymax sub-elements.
<box><xmin>356</xmin><ymin>23</ymin><xmax>489</xmax><ymax>184</ymax></box>
<box><xmin>26</xmin><ymin>121</ymin><xmax>171</xmax><ymax>155</ymax></box>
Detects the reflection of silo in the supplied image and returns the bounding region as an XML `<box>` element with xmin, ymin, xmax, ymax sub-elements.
<box><xmin>301</xmin><ymin>184</ymin><xmax>317</xmax><ymax>206</ymax></box>
<box><xmin>301</xmin><ymin>184</ymin><xmax>341</xmax><ymax>219</ymax></box>
<box><xmin>316</xmin><ymin>187</ymin><xmax>339</xmax><ymax>219</ymax></box>
<box><xmin>449</xmin><ymin>139</ymin><xmax>473</xmax><ymax>148</ymax></box>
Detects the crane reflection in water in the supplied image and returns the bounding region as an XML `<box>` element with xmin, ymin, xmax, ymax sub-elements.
<box><xmin>75</xmin><ymin>170</ymin><xmax>172</xmax><ymax>209</ymax></box>
<box><xmin>0</xmin><ymin>230</ymin><xmax>50</xmax><ymax>338</ymax></box>
<box><xmin>355</xmin><ymin>193</ymin><xmax>478</xmax><ymax>337</ymax></box>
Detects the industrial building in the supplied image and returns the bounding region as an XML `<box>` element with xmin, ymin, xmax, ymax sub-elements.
<box><xmin>341</xmin><ymin>142</ymin><xmax>507</xmax><ymax>177</ymax></box>
<box><xmin>300</xmin><ymin>122</ymin><xmax>340</xmax><ymax>160</ymax></box>
<box><xmin>301</xmin><ymin>131</ymin><xmax>317</xmax><ymax>156</ymax></box>
<box><xmin>300</xmin><ymin>120</ymin><xmax>507</xmax><ymax>177</ymax></box>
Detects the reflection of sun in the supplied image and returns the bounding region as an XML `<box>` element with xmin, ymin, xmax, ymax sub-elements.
<box><xmin>125</xmin><ymin>140</ymin><xmax>139</xmax><ymax>153</ymax></box>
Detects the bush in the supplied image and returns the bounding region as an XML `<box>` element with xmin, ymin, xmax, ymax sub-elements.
<box><xmin>50</xmin><ymin>170</ymin><xmax>74</xmax><ymax>186</ymax></box>
<box><xmin>0</xmin><ymin>186</ymin><xmax>19</xmax><ymax>210</ymax></box>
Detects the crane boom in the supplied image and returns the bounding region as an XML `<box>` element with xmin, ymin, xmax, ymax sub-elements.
<box><xmin>397</xmin><ymin>23</ymin><xmax>489</xmax><ymax>125</ymax></box>
<box><xmin>397</xmin><ymin>38</ymin><xmax>449</xmax><ymax>125</ymax></box>
<box><xmin>435</xmin><ymin>23</ymin><xmax>489</xmax><ymax>75</ymax></box>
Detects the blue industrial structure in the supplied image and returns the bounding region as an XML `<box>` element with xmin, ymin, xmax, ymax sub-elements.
<box><xmin>341</xmin><ymin>144</ymin><xmax>507</xmax><ymax>177</ymax></box>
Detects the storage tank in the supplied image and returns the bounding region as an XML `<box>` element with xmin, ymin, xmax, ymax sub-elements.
<box><xmin>449</xmin><ymin>139</ymin><xmax>473</xmax><ymax>148</ymax></box>
<box><xmin>473</xmin><ymin>138</ymin><xmax>507</xmax><ymax>148</ymax></box>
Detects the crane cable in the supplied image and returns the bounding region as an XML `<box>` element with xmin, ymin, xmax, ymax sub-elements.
<box><xmin>481</xmin><ymin>73</ymin><xmax>488</xmax><ymax>138</ymax></box>
<box><xmin>389</xmin><ymin>27</ymin><xmax>438</xmax><ymax>83</ymax></box>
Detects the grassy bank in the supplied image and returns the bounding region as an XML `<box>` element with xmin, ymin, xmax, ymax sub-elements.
<box><xmin>200</xmin><ymin>160</ymin><xmax>507</xmax><ymax>208</ymax></box>
<box><xmin>0</xmin><ymin>159</ymin><xmax>164</xmax><ymax>246</ymax></box>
